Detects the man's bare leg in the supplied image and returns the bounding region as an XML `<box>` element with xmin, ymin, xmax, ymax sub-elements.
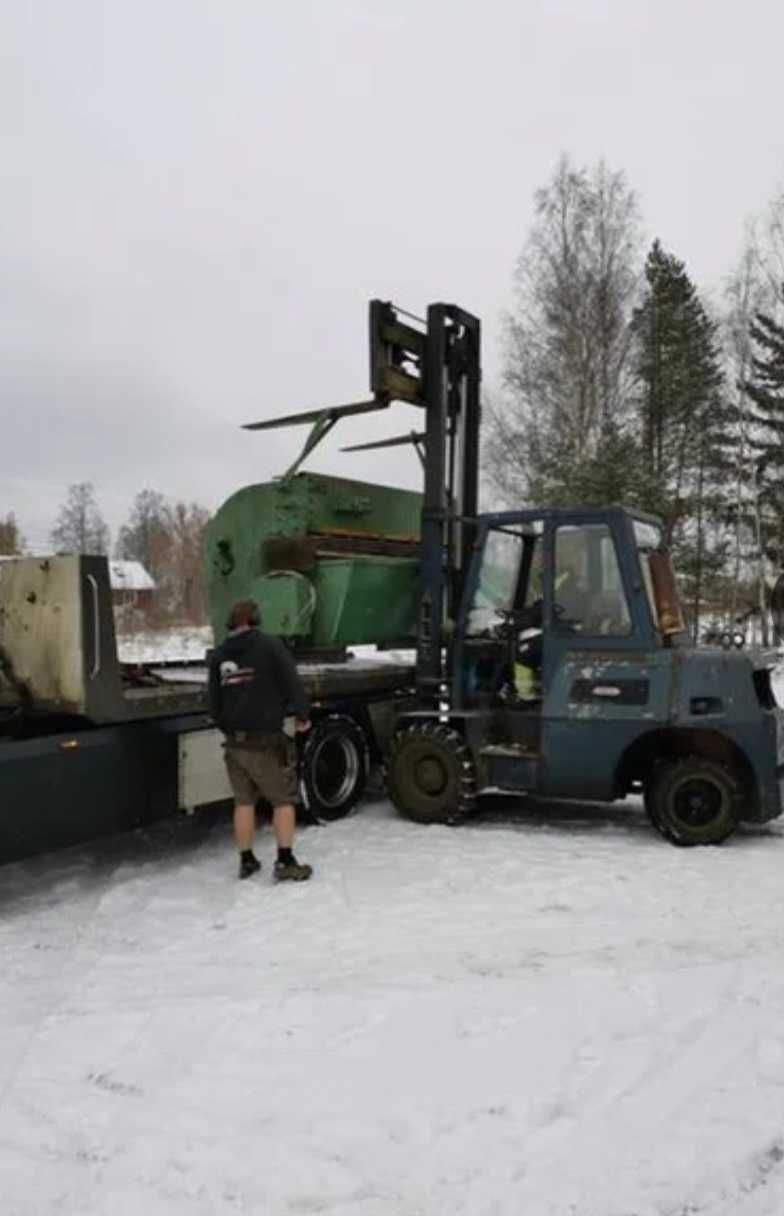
<box><xmin>235</xmin><ymin>803</ymin><xmax>262</xmax><ymax>878</ymax></box>
<box><xmin>272</xmin><ymin>803</ymin><xmax>295</xmax><ymax>849</ymax></box>
<box><xmin>272</xmin><ymin>803</ymin><xmax>312</xmax><ymax>881</ymax></box>
<box><xmin>234</xmin><ymin>803</ymin><xmax>256</xmax><ymax>851</ymax></box>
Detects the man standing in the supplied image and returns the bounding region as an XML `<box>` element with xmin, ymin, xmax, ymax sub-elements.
<box><xmin>208</xmin><ymin>599</ymin><xmax>313</xmax><ymax>882</ymax></box>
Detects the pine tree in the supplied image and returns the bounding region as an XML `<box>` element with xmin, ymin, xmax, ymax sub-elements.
<box><xmin>631</xmin><ymin>241</ymin><xmax>725</xmax><ymax>633</ymax></box>
<box><xmin>743</xmin><ymin>288</ymin><xmax>784</xmax><ymax>604</ymax></box>
<box><xmin>745</xmin><ymin>295</ymin><xmax>784</xmax><ymax>484</ymax></box>
<box><xmin>632</xmin><ymin>241</ymin><xmax>723</xmax><ymax>512</ymax></box>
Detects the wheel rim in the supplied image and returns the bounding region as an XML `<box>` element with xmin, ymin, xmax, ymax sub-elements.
<box><xmin>312</xmin><ymin>736</ymin><xmax>359</xmax><ymax>809</ymax></box>
<box><xmin>414</xmin><ymin>755</ymin><xmax>448</xmax><ymax>797</ymax></box>
<box><xmin>671</xmin><ymin>776</ymin><xmax>726</xmax><ymax>829</ymax></box>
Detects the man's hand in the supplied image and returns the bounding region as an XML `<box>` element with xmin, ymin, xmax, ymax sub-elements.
<box><xmin>295</xmin><ymin>718</ymin><xmax>311</xmax><ymax>733</ymax></box>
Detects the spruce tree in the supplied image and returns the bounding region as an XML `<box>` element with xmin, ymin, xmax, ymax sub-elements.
<box><xmin>631</xmin><ymin>240</ymin><xmax>725</xmax><ymax>633</ymax></box>
<box><xmin>743</xmin><ymin>288</ymin><xmax>784</xmax><ymax>597</ymax></box>
<box><xmin>745</xmin><ymin>294</ymin><xmax>784</xmax><ymax>481</ymax></box>
<box><xmin>632</xmin><ymin>242</ymin><xmax>723</xmax><ymax>509</ymax></box>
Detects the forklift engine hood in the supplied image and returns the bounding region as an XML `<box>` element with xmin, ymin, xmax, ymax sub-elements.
<box><xmin>675</xmin><ymin>644</ymin><xmax>781</xmax><ymax>707</ymax></box>
<box><xmin>679</xmin><ymin>647</ymin><xmax>784</xmax><ymax>813</ymax></box>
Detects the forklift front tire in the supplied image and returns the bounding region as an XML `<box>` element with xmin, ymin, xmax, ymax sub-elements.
<box><xmin>645</xmin><ymin>756</ymin><xmax>742</xmax><ymax>846</ymax></box>
<box><xmin>387</xmin><ymin>723</ymin><xmax>477</xmax><ymax>825</ymax></box>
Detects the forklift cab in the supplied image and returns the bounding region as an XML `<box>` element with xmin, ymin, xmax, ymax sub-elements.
<box><xmin>455</xmin><ymin>506</ymin><xmax>670</xmax><ymax>721</ymax></box>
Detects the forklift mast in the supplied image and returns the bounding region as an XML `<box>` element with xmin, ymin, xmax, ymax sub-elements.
<box><xmin>367</xmin><ymin>300</ymin><xmax>481</xmax><ymax>703</ymax></box>
<box><xmin>242</xmin><ymin>299</ymin><xmax>483</xmax><ymax>709</ymax></box>
<box><xmin>416</xmin><ymin>304</ymin><xmax>481</xmax><ymax>706</ymax></box>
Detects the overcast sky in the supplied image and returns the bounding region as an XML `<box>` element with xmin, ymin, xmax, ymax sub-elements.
<box><xmin>2</xmin><ymin>0</ymin><xmax>783</xmax><ymax>550</ymax></box>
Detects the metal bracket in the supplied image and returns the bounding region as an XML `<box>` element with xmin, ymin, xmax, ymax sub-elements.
<box><xmin>86</xmin><ymin>573</ymin><xmax>101</xmax><ymax>679</ymax></box>
<box><xmin>282</xmin><ymin>412</ymin><xmax>340</xmax><ymax>480</ymax></box>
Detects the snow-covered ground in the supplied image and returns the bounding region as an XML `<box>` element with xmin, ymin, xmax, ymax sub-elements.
<box><xmin>3</xmin><ymin>797</ymin><xmax>784</xmax><ymax>1215</ymax></box>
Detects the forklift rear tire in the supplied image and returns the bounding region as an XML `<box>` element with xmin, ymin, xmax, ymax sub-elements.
<box><xmin>298</xmin><ymin>715</ymin><xmax>369</xmax><ymax>822</ymax></box>
<box><xmin>645</xmin><ymin>757</ymin><xmax>742</xmax><ymax>846</ymax></box>
<box><xmin>387</xmin><ymin>723</ymin><xmax>477</xmax><ymax>825</ymax></box>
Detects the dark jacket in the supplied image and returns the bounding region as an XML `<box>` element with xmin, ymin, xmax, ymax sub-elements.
<box><xmin>207</xmin><ymin>628</ymin><xmax>308</xmax><ymax>735</ymax></box>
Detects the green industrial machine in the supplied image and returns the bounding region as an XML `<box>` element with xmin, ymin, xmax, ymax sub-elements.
<box><xmin>205</xmin><ymin>471</ymin><xmax>422</xmax><ymax>653</ymax></box>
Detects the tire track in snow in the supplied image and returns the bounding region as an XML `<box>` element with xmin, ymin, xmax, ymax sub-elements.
<box><xmin>668</xmin><ymin>1137</ymin><xmax>784</xmax><ymax>1215</ymax></box>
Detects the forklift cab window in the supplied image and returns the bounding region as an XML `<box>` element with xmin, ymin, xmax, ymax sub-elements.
<box><xmin>553</xmin><ymin>524</ymin><xmax>632</xmax><ymax>636</ymax></box>
<box><xmin>467</xmin><ymin>528</ymin><xmax>525</xmax><ymax>635</ymax></box>
<box><xmin>633</xmin><ymin>520</ymin><xmax>661</xmax><ymax>627</ymax></box>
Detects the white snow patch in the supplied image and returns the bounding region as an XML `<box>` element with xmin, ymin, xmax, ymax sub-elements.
<box><xmin>115</xmin><ymin>633</ymin><xmax>412</xmax><ymax>669</ymax></box>
<box><xmin>2</xmin><ymin>798</ymin><xmax>784</xmax><ymax>1214</ymax></box>
<box><xmin>117</xmin><ymin>626</ymin><xmax>214</xmax><ymax>666</ymax></box>
<box><xmin>109</xmin><ymin>561</ymin><xmax>155</xmax><ymax>592</ymax></box>
<box><xmin>350</xmin><ymin>645</ymin><xmax>415</xmax><ymax>665</ymax></box>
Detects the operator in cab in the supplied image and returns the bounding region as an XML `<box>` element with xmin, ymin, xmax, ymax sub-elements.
<box><xmin>207</xmin><ymin>599</ymin><xmax>313</xmax><ymax>882</ymax></box>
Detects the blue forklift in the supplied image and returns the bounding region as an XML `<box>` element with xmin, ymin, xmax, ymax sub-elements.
<box><xmin>233</xmin><ymin>299</ymin><xmax>784</xmax><ymax>845</ymax></box>
<box><xmin>383</xmin><ymin>301</ymin><xmax>784</xmax><ymax>845</ymax></box>
<box><xmin>268</xmin><ymin>299</ymin><xmax>784</xmax><ymax>845</ymax></box>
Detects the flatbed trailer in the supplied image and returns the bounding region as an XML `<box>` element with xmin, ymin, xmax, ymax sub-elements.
<box><xmin>0</xmin><ymin>556</ymin><xmax>413</xmax><ymax>864</ymax></box>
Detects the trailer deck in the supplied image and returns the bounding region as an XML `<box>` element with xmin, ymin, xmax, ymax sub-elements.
<box><xmin>137</xmin><ymin>654</ymin><xmax>414</xmax><ymax>700</ymax></box>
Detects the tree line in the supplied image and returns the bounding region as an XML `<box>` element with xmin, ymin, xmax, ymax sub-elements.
<box><xmin>486</xmin><ymin>155</ymin><xmax>784</xmax><ymax>643</ymax></box>
<box><xmin>4</xmin><ymin>159</ymin><xmax>784</xmax><ymax>639</ymax></box>
<box><xmin>0</xmin><ymin>485</ymin><xmax>210</xmax><ymax>628</ymax></box>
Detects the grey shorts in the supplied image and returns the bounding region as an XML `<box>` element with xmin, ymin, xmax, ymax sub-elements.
<box><xmin>224</xmin><ymin>733</ymin><xmax>297</xmax><ymax>808</ymax></box>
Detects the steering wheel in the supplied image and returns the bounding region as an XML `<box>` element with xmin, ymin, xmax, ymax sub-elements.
<box><xmin>493</xmin><ymin>607</ymin><xmax>526</xmax><ymax>638</ymax></box>
<box><xmin>552</xmin><ymin>602</ymin><xmax>583</xmax><ymax>634</ymax></box>
<box><xmin>597</xmin><ymin>616</ymin><xmax>625</xmax><ymax>636</ymax></box>
<box><xmin>496</xmin><ymin>602</ymin><xmax>568</xmax><ymax>625</ymax></box>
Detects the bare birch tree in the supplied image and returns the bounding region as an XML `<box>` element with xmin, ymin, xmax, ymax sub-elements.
<box><xmin>50</xmin><ymin>483</ymin><xmax>110</xmax><ymax>555</ymax></box>
<box><xmin>722</xmin><ymin>232</ymin><xmax>768</xmax><ymax>619</ymax></box>
<box><xmin>486</xmin><ymin>155</ymin><xmax>642</xmax><ymax>506</ymax></box>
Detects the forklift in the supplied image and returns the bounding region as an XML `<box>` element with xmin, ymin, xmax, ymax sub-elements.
<box><xmin>252</xmin><ymin>300</ymin><xmax>784</xmax><ymax>846</ymax></box>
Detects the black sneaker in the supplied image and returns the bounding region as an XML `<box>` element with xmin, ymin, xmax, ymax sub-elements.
<box><xmin>238</xmin><ymin>853</ymin><xmax>262</xmax><ymax>880</ymax></box>
<box><xmin>273</xmin><ymin>857</ymin><xmax>313</xmax><ymax>883</ymax></box>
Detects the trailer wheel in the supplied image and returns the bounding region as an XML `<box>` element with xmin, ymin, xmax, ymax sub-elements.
<box><xmin>645</xmin><ymin>757</ymin><xmax>742</xmax><ymax>846</ymax></box>
<box><xmin>387</xmin><ymin>723</ymin><xmax>477</xmax><ymax>825</ymax></box>
<box><xmin>298</xmin><ymin>715</ymin><xmax>369</xmax><ymax>822</ymax></box>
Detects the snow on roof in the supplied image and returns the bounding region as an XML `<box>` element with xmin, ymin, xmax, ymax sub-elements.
<box><xmin>109</xmin><ymin>560</ymin><xmax>155</xmax><ymax>591</ymax></box>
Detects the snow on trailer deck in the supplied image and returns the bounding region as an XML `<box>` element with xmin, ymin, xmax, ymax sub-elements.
<box><xmin>2</xmin><ymin>797</ymin><xmax>784</xmax><ymax>1216</ymax></box>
